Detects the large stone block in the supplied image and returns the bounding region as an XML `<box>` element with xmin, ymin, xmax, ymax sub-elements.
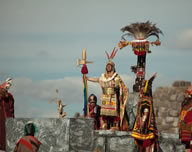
<box><xmin>168</xmin><ymin>128</ymin><xmax>179</xmax><ymax>134</ymax></box>
<box><xmin>171</xmin><ymin>102</ymin><xmax>182</xmax><ymax>111</ymax></box>
<box><xmin>69</xmin><ymin>118</ymin><xmax>94</xmax><ymax>152</ymax></box>
<box><xmin>168</xmin><ymin>109</ymin><xmax>180</xmax><ymax>117</ymax></box>
<box><xmin>153</xmin><ymin>99</ymin><xmax>169</xmax><ymax>108</ymax></box>
<box><xmin>175</xmin><ymin>145</ymin><xmax>185</xmax><ymax>152</ymax></box>
<box><xmin>159</xmin><ymin>94</ymin><xmax>169</xmax><ymax>101</ymax></box>
<box><xmin>176</xmin><ymin>92</ymin><xmax>184</xmax><ymax>102</ymax></box>
<box><xmin>159</xmin><ymin>133</ymin><xmax>184</xmax><ymax>152</ymax></box>
<box><xmin>167</xmin><ymin>87</ymin><xmax>177</xmax><ymax>95</ymax></box>
<box><xmin>157</xmin><ymin>125</ymin><xmax>171</xmax><ymax>132</ymax></box>
<box><xmin>6</xmin><ymin>118</ymin><xmax>94</xmax><ymax>152</ymax></box>
<box><xmin>165</xmin><ymin>117</ymin><xmax>175</xmax><ymax>123</ymax></box>
<box><xmin>92</xmin><ymin>136</ymin><xmax>105</xmax><ymax>152</ymax></box>
<box><xmin>108</xmin><ymin>137</ymin><xmax>136</xmax><ymax>152</ymax></box>
<box><xmin>156</xmin><ymin>117</ymin><xmax>164</xmax><ymax>125</ymax></box>
<box><xmin>94</xmin><ymin>131</ymin><xmax>137</xmax><ymax>152</ymax></box>
<box><xmin>158</xmin><ymin>108</ymin><xmax>168</xmax><ymax>117</ymax></box>
<box><xmin>126</xmin><ymin>92</ymin><xmax>139</xmax><ymax>130</ymax></box>
<box><xmin>170</xmin><ymin>94</ymin><xmax>177</xmax><ymax>101</ymax></box>
<box><xmin>6</xmin><ymin>118</ymin><xmax>70</xmax><ymax>152</ymax></box>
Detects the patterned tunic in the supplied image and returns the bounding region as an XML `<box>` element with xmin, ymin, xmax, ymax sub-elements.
<box><xmin>99</xmin><ymin>72</ymin><xmax>129</xmax><ymax>130</ymax></box>
<box><xmin>132</xmin><ymin>96</ymin><xmax>158</xmax><ymax>147</ymax></box>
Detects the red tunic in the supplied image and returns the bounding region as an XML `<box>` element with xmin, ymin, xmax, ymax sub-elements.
<box><xmin>15</xmin><ymin>136</ymin><xmax>41</xmax><ymax>152</ymax></box>
<box><xmin>89</xmin><ymin>104</ymin><xmax>100</xmax><ymax>130</ymax></box>
<box><xmin>0</xmin><ymin>93</ymin><xmax>14</xmax><ymax>150</ymax></box>
<box><xmin>180</xmin><ymin>100</ymin><xmax>192</xmax><ymax>141</ymax></box>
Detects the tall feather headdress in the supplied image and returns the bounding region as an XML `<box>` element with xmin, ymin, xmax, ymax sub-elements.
<box><xmin>121</xmin><ymin>21</ymin><xmax>163</xmax><ymax>41</ymax></box>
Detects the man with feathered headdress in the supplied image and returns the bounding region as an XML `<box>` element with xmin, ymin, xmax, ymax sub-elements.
<box><xmin>0</xmin><ymin>78</ymin><xmax>15</xmax><ymax>151</ymax></box>
<box><xmin>87</xmin><ymin>48</ymin><xmax>129</xmax><ymax>131</ymax></box>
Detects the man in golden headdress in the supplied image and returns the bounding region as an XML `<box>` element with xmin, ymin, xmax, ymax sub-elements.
<box><xmin>179</xmin><ymin>85</ymin><xmax>192</xmax><ymax>152</ymax></box>
<box><xmin>87</xmin><ymin>48</ymin><xmax>129</xmax><ymax>131</ymax></box>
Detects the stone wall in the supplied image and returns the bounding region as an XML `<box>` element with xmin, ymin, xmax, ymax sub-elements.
<box><xmin>5</xmin><ymin>82</ymin><xmax>191</xmax><ymax>151</ymax></box>
<box><xmin>6</xmin><ymin>118</ymin><xmax>94</xmax><ymax>152</ymax></box>
<box><xmin>153</xmin><ymin>81</ymin><xmax>191</xmax><ymax>134</ymax></box>
<box><xmin>6</xmin><ymin>118</ymin><xmax>185</xmax><ymax>152</ymax></box>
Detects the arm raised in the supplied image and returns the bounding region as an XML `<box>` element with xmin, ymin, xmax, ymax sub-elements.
<box><xmin>86</xmin><ymin>77</ymin><xmax>99</xmax><ymax>83</ymax></box>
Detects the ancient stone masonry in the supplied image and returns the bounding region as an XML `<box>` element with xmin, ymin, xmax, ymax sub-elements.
<box><xmin>6</xmin><ymin>118</ymin><xmax>185</xmax><ymax>152</ymax></box>
<box><xmin>5</xmin><ymin>81</ymin><xmax>190</xmax><ymax>152</ymax></box>
<box><xmin>153</xmin><ymin>81</ymin><xmax>191</xmax><ymax>134</ymax></box>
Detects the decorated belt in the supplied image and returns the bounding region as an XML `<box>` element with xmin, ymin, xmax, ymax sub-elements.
<box><xmin>102</xmin><ymin>88</ymin><xmax>118</xmax><ymax>95</ymax></box>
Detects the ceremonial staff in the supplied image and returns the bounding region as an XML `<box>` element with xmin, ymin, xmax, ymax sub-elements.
<box><xmin>118</xmin><ymin>21</ymin><xmax>163</xmax><ymax>92</ymax></box>
<box><xmin>49</xmin><ymin>89</ymin><xmax>67</xmax><ymax>118</ymax></box>
<box><xmin>77</xmin><ymin>49</ymin><xmax>93</xmax><ymax>117</ymax></box>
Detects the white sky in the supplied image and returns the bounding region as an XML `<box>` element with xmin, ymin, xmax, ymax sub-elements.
<box><xmin>0</xmin><ymin>0</ymin><xmax>192</xmax><ymax>117</ymax></box>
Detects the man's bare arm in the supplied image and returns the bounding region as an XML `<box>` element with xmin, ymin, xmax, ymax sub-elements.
<box><xmin>86</xmin><ymin>77</ymin><xmax>99</xmax><ymax>83</ymax></box>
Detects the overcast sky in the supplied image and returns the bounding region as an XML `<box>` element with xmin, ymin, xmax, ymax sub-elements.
<box><xmin>0</xmin><ymin>0</ymin><xmax>192</xmax><ymax>117</ymax></box>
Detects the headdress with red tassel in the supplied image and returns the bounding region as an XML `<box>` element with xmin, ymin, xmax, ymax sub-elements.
<box><xmin>105</xmin><ymin>47</ymin><xmax>118</xmax><ymax>67</ymax></box>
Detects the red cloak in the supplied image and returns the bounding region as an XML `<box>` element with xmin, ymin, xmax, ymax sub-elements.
<box><xmin>0</xmin><ymin>92</ymin><xmax>14</xmax><ymax>150</ymax></box>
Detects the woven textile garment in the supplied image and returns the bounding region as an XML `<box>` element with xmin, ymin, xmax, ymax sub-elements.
<box><xmin>180</xmin><ymin>100</ymin><xmax>192</xmax><ymax>143</ymax></box>
<box><xmin>99</xmin><ymin>72</ymin><xmax>129</xmax><ymax>130</ymax></box>
<box><xmin>14</xmin><ymin>136</ymin><xmax>41</xmax><ymax>152</ymax></box>
<box><xmin>132</xmin><ymin>96</ymin><xmax>158</xmax><ymax>150</ymax></box>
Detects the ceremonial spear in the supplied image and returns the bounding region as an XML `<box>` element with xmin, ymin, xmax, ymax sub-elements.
<box><xmin>77</xmin><ymin>49</ymin><xmax>93</xmax><ymax>117</ymax></box>
<box><xmin>118</xmin><ymin>21</ymin><xmax>163</xmax><ymax>92</ymax></box>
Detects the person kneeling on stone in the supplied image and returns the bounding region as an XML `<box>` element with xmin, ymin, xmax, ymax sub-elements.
<box><xmin>14</xmin><ymin>121</ymin><xmax>41</xmax><ymax>152</ymax></box>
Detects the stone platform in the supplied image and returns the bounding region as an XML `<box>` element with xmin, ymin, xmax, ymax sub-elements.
<box><xmin>6</xmin><ymin>118</ymin><xmax>185</xmax><ymax>152</ymax></box>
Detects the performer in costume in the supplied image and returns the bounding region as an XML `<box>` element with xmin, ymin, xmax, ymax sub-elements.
<box><xmin>179</xmin><ymin>85</ymin><xmax>192</xmax><ymax>152</ymax></box>
<box><xmin>87</xmin><ymin>48</ymin><xmax>129</xmax><ymax>131</ymax></box>
<box><xmin>14</xmin><ymin>121</ymin><xmax>41</xmax><ymax>152</ymax></box>
<box><xmin>0</xmin><ymin>78</ymin><xmax>14</xmax><ymax>151</ymax></box>
<box><xmin>88</xmin><ymin>94</ymin><xmax>101</xmax><ymax>130</ymax></box>
<box><xmin>132</xmin><ymin>74</ymin><xmax>159</xmax><ymax>152</ymax></box>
